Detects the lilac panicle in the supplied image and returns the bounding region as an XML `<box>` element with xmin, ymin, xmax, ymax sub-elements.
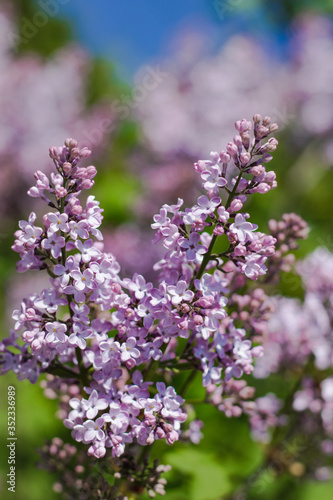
<box><xmin>1</xmin><ymin>117</ymin><xmax>287</xmax><ymax>473</ymax></box>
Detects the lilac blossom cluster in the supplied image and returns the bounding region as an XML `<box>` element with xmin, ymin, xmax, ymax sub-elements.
<box><xmin>0</xmin><ymin>116</ymin><xmax>301</xmax><ymax>496</ymax></box>
<box><xmin>38</xmin><ymin>437</ymin><xmax>172</xmax><ymax>499</ymax></box>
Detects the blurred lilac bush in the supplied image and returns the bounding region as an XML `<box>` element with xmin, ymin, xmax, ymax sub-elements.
<box><xmin>104</xmin><ymin>14</ymin><xmax>333</xmax><ymax>280</ymax></box>
<box><xmin>0</xmin><ymin>8</ymin><xmax>113</xmax><ymax>220</ymax></box>
<box><xmin>135</xmin><ymin>14</ymin><xmax>333</xmax><ymax>159</ymax></box>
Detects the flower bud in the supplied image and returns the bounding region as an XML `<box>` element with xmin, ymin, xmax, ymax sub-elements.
<box><xmin>71</xmin><ymin>148</ymin><xmax>81</xmax><ymax>159</ymax></box>
<box><xmin>220</xmin><ymin>151</ymin><xmax>231</xmax><ymax>163</ymax></box>
<box><xmin>269</xmin><ymin>122</ymin><xmax>279</xmax><ymax>133</ymax></box>
<box><xmin>155</xmin><ymin>427</ymin><xmax>166</xmax><ymax>439</ymax></box>
<box><xmin>241</xmin><ymin>131</ymin><xmax>250</xmax><ymax>148</ymax></box>
<box><xmin>146</xmin><ymin>431</ymin><xmax>155</xmax><ymax>445</ymax></box>
<box><xmin>166</xmin><ymin>430</ymin><xmax>179</xmax><ymax>445</ymax></box>
<box><xmin>180</xmin><ymin>303</ymin><xmax>190</xmax><ymax>314</ymax></box>
<box><xmin>262</xmin><ymin>153</ymin><xmax>273</xmax><ymax>163</ymax></box>
<box><xmin>111</xmin><ymin>283</ymin><xmax>122</xmax><ymax>294</ymax></box>
<box><xmin>249</xmin><ymin>165</ymin><xmax>265</xmax><ymax>176</ymax></box>
<box><xmin>162</xmin><ymin>423</ymin><xmax>173</xmax><ymax>433</ymax></box>
<box><xmin>264</xmin><ymin>171</ymin><xmax>276</xmax><ymax>183</ymax></box>
<box><xmin>240</xmin><ymin>152</ymin><xmax>251</xmax><ymax>166</ymax></box>
<box><xmin>226</xmin><ymin>142</ymin><xmax>238</xmax><ymax>157</ymax></box>
<box><xmin>233</xmin><ymin>135</ymin><xmax>243</xmax><ymax>147</ymax></box>
<box><xmin>213</xmin><ymin>225</ymin><xmax>224</xmax><ymax>236</ymax></box>
<box><xmin>64</xmin><ymin>138</ymin><xmax>78</xmax><ymax>148</ymax></box>
<box><xmin>193</xmin><ymin>314</ymin><xmax>203</xmax><ymax>325</ymax></box>
<box><xmin>262</xmin><ymin>116</ymin><xmax>271</xmax><ymax>126</ymax></box>
<box><xmin>55</xmin><ymin>186</ymin><xmax>67</xmax><ymax>198</ymax></box>
<box><xmin>79</xmin><ymin>147</ymin><xmax>92</xmax><ymax>158</ymax></box>
<box><xmin>256</xmin><ymin>125</ymin><xmax>269</xmax><ymax>139</ymax></box>
<box><xmin>227</xmin><ymin>199</ymin><xmax>243</xmax><ymax>212</ymax></box>
<box><xmin>227</xmin><ymin>232</ymin><xmax>238</xmax><ymax>244</ymax></box>
<box><xmin>62</xmin><ymin>162</ymin><xmax>72</xmax><ymax>174</ymax></box>
<box><xmin>81</xmin><ymin>179</ymin><xmax>94</xmax><ymax>189</ymax></box>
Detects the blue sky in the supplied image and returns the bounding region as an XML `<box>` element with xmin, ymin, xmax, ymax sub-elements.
<box><xmin>60</xmin><ymin>0</ymin><xmax>280</xmax><ymax>79</ymax></box>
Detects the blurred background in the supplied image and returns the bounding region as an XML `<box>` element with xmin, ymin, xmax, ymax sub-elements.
<box><xmin>0</xmin><ymin>0</ymin><xmax>333</xmax><ymax>498</ymax></box>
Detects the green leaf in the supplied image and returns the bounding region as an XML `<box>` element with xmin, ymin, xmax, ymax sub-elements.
<box><xmin>165</xmin><ymin>448</ymin><xmax>231</xmax><ymax>500</ymax></box>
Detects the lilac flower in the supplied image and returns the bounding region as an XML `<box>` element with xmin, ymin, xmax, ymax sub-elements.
<box><xmin>3</xmin><ymin>116</ymin><xmax>285</xmax><ymax>477</ymax></box>
<box><xmin>179</xmin><ymin>232</ymin><xmax>207</xmax><ymax>261</ymax></box>
<box><xmin>75</xmin><ymin>239</ymin><xmax>100</xmax><ymax>263</ymax></box>
<box><xmin>120</xmin><ymin>337</ymin><xmax>140</xmax><ymax>364</ymax></box>
<box><xmin>229</xmin><ymin>214</ymin><xmax>258</xmax><ymax>243</ymax></box>
<box><xmin>185</xmin><ymin>420</ymin><xmax>204</xmax><ymax>444</ymax></box>
<box><xmin>104</xmin><ymin>403</ymin><xmax>129</xmax><ymax>433</ymax></box>
<box><xmin>159</xmin><ymin>224</ymin><xmax>180</xmax><ymax>249</ymax></box>
<box><xmin>89</xmin><ymin>258</ymin><xmax>115</xmax><ymax>283</ymax></box>
<box><xmin>240</xmin><ymin>255</ymin><xmax>267</xmax><ymax>280</ymax></box>
<box><xmin>54</xmin><ymin>256</ymin><xmax>78</xmax><ymax>286</ymax></box>
<box><xmin>68</xmin><ymin>322</ymin><xmax>93</xmax><ymax>350</ymax></box>
<box><xmin>67</xmin><ymin>397</ymin><xmax>85</xmax><ymax>422</ymax></box>
<box><xmin>141</xmin><ymin>398</ymin><xmax>162</xmax><ymax>414</ymax></box>
<box><xmin>233</xmin><ymin>339</ymin><xmax>253</xmax><ymax>363</ymax></box>
<box><xmin>194</xmin><ymin>273</ymin><xmax>225</xmax><ymax>296</ymax></box>
<box><xmin>192</xmin><ymin>195</ymin><xmax>221</xmax><ymax>218</ymax></box>
<box><xmin>123</xmin><ymin>273</ymin><xmax>153</xmax><ymax>300</ymax></box>
<box><xmin>71</xmin><ymin>268</ymin><xmax>95</xmax><ymax>291</ymax></box>
<box><xmin>68</xmin><ymin>220</ymin><xmax>89</xmax><ymax>240</ymax></box>
<box><xmin>47</xmin><ymin>212</ymin><xmax>69</xmax><ymax>233</ymax></box>
<box><xmin>202</xmin><ymin>361</ymin><xmax>222</xmax><ymax>387</ymax></box>
<box><xmin>70</xmin><ymin>302</ymin><xmax>90</xmax><ymax>324</ymax></box>
<box><xmin>27</xmin><ymin>171</ymin><xmax>50</xmax><ymax>198</ymax></box>
<box><xmin>45</xmin><ymin>321</ymin><xmax>67</xmax><ymax>344</ymax></box>
<box><xmin>75</xmin><ymin>417</ymin><xmax>106</xmax><ymax>443</ymax></box>
<box><xmin>41</xmin><ymin>232</ymin><xmax>66</xmax><ymax>259</ymax></box>
<box><xmin>201</xmin><ymin>165</ymin><xmax>227</xmax><ymax>194</ymax></box>
<box><xmin>217</xmin><ymin>206</ymin><xmax>230</xmax><ymax>223</ymax></box>
<box><xmin>82</xmin><ymin>389</ymin><xmax>109</xmax><ymax>419</ymax></box>
<box><xmin>151</xmin><ymin>208</ymin><xmax>170</xmax><ymax>230</ymax></box>
<box><xmin>167</xmin><ymin>281</ymin><xmax>194</xmax><ymax>305</ymax></box>
<box><xmin>33</xmin><ymin>289</ymin><xmax>67</xmax><ymax>314</ymax></box>
<box><xmin>18</xmin><ymin>220</ymin><xmax>43</xmax><ymax>247</ymax></box>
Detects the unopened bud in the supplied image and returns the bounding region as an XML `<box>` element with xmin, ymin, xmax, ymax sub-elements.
<box><xmin>180</xmin><ymin>303</ymin><xmax>190</xmax><ymax>314</ymax></box>
<box><xmin>233</xmin><ymin>135</ymin><xmax>243</xmax><ymax>147</ymax></box>
<box><xmin>249</xmin><ymin>165</ymin><xmax>265</xmax><ymax>176</ymax></box>
<box><xmin>62</xmin><ymin>162</ymin><xmax>72</xmax><ymax>174</ymax></box>
<box><xmin>79</xmin><ymin>147</ymin><xmax>92</xmax><ymax>159</ymax></box>
<box><xmin>240</xmin><ymin>152</ymin><xmax>251</xmax><ymax>166</ymax></box>
<box><xmin>146</xmin><ymin>431</ymin><xmax>155</xmax><ymax>445</ymax></box>
<box><xmin>256</xmin><ymin>125</ymin><xmax>269</xmax><ymax>139</ymax></box>
<box><xmin>193</xmin><ymin>314</ymin><xmax>203</xmax><ymax>325</ymax></box>
<box><xmin>64</xmin><ymin>138</ymin><xmax>78</xmax><ymax>148</ymax></box>
<box><xmin>227</xmin><ymin>198</ymin><xmax>243</xmax><ymax>212</ymax></box>
<box><xmin>269</xmin><ymin>122</ymin><xmax>279</xmax><ymax>133</ymax></box>
<box><xmin>262</xmin><ymin>116</ymin><xmax>271</xmax><ymax>126</ymax></box>
<box><xmin>220</xmin><ymin>151</ymin><xmax>231</xmax><ymax>163</ymax></box>
<box><xmin>70</xmin><ymin>148</ymin><xmax>80</xmax><ymax>159</ymax></box>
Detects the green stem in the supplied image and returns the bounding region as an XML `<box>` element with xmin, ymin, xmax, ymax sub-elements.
<box><xmin>45</xmin><ymin>363</ymin><xmax>80</xmax><ymax>379</ymax></box>
<box><xmin>191</xmin><ymin>234</ymin><xmax>218</xmax><ymax>287</ymax></box>
<box><xmin>190</xmin><ymin>170</ymin><xmax>244</xmax><ymax>289</ymax></box>
<box><xmin>76</xmin><ymin>347</ymin><xmax>89</xmax><ymax>387</ymax></box>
